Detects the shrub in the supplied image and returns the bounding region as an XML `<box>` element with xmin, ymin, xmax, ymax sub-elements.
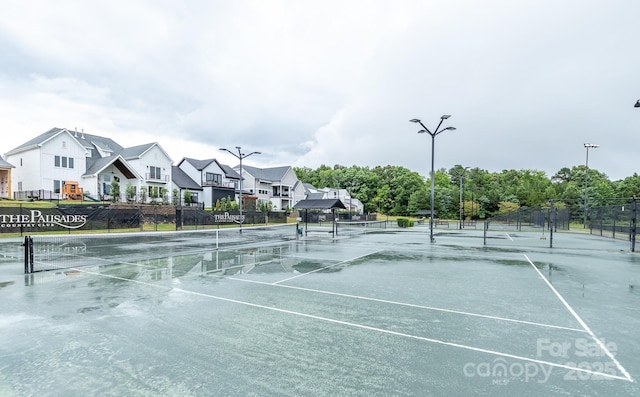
<box><xmin>397</xmin><ymin>217</ymin><xmax>414</xmax><ymax>228</ymax></box>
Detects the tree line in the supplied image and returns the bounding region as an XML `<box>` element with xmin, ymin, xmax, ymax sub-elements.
<box><xmin>294</xmin><ymin>164</ymin><xmax>640</xmax><ymax>220</ymax></box>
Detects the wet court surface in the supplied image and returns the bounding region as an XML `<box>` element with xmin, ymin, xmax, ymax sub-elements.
<box><xmin>1</xmin><ymin>227</ymin><xmax>640</xmax><ymax>396</ymax></box>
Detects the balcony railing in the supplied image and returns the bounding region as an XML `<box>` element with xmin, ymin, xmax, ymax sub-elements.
<box><xmin>145</xmin><ymin>173</ymin><xmax>170</xmax><ymax>182</ymax></box>
<box><xmin>202</xmin><ymin>181</ymin><xmax>235</xmax><ymax>188</ymax></box>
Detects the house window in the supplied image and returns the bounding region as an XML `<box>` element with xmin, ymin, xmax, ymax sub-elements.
<box><xmin>62</xmin><ymin>141</ymin><xmax>66</xmax><ymax>148</ymax></box>
<box><xmin>55</xmin><ymin>155</ymin><xmax>73</xmax><ymax>168</ymax></box>
<box><xmin>206</xmin><ymin>173</ymin><xmax>222</xmax><ymax>185</ymax></box>
<box><xmin>149</xmin><ymin>186</ymin><xmax>160</xmax><ymax>198</ymax></box>
<box><xmin>150</xmin><ymin>166</ymin><xmax>161</xmax><ymax>180</ymax></box>
<box><xmin>191</xmin><ymin>193</ymin><xmax>198</xmax><ymax>203</ymax></box>
<box><xmin>53</xmin><ymin>180</ymin><xmax>61</xmax><ymax>194</ymax></box>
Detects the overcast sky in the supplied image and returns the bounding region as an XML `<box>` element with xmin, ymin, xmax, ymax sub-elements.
<box><xmin>1</xmin><ymin>0</ymin><xmax>639</xmax><ymax>181</ymax></box>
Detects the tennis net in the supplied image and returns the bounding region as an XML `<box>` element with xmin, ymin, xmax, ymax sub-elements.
<box><xmin>335</xmin><ymin>220</ymin><xmax>388</xmax><ymax>236</ymax></box>
<box><xmin>24</xmin><ymin>224</ymin><xmax>296</xmax><ymax>274</ymax></box>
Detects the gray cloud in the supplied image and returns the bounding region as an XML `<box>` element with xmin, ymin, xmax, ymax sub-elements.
<box><xmin>1</xmin><ymin>0</ymin><xmax>639</xmax><ymax>181</ymax></box>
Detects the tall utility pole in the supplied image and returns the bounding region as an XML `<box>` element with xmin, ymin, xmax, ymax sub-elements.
<box><xmin>410</xmin><ymin>116</ymin><xmax>456</xmax><ymax>243</ymax></box>
<box><xmin>219</xmin><ymin>146</ymin><xmax>261</xmax><ymax>233</ymax></box>
<box><xmin>452</xmin><ymin>167</ymin><xmax>469</xmax><ymax>229</ymax></box>
<box><xmin>583</xmin><ymin>143</ymin><xmax>599</xmax><ymax>228</ymax></box>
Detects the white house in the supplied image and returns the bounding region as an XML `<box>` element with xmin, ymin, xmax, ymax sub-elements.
<box><xmin>303</xmin><ymin>185</ymin><xmax>364</xmax><ymax>214</ymax></box>
<box><xmin>175</xmin><ymin>158</ymin><xmax>241</xmax><ymax>209</ymax></box>
<box><xmin>236</xmin><ymin>165</ymin><xmax>305</xmax><ymax>211</ymax></box>
<box><xmin>121</xmin><ymin>143</ymin><xmax>173</xmax><ymax>202</ymax></box>
<box><xmin>4</xmin><ymin>127</ymin><xmax>173</xmax><ymax>202</ymax></box>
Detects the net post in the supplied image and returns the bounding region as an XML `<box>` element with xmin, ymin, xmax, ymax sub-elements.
<box><xmin>483</xmin><ymin>221</ymin><xmax>487</xmax><ymax>245</ymax></box>
<box><xmin>23</xmin><ymin>236</ymin><xmax>34</xmax><ymax>274</ymax></box>
<box><xmin>23</xmin><ymin>236</ymin><xmax>29</xmax><ymax>274</ymax></box>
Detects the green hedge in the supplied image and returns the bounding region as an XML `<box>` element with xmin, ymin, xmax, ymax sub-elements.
<box><xmin>397</xmin><ymin>217</ymin><xmax>414</xmax><ymax>228</ymax></box>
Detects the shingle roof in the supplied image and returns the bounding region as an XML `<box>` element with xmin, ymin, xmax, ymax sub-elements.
<box><xmin>120</xmin><ymin>143</ymin><xmax>155</xmax><ymax>160</ymax></box>
<box><xmin>181</xmin><ymin>157</ymin><xmax>215</xmax><ymax>171</ymax></box>
<box><xmin>293</xmin><ymin>199</ymin><xmax>346</xmax><ymax>210</ymax></box>
<box><xmin>180</xmin><ymin>158</ymin><xmax>240</xmax><ymax>179</ymax></box>
<box><xmin>0</xmin><ymin>155</ymin><xmax>14</xmax><ymax>168</ymax></box>
<box><xmin>5</xmin><ymin>127</ymin><xmax>123</xmax><ymax>156</ymax></box>
<box><xmin>240</xmin><ymin>165</ymin><xmax>290</xmax><ymax>181</ymax></box>
<box><xmin>84</xmin><ymin>155</ymin><xmax>138</xmax><ymax>179</ymax></box>
<box><xmin>219</xmin><ymin>163</ymin><xmax>241</xmax><ymax>180</ymax></box>
<box><xmin>172</xmin><ymin>166</ymin><xmax>203</xmax><ymax>190</ymax></box>
<box><xmin>306</xmin><ymin>192</ymin><xmax>326</xmax><ymax>200</ymax></box>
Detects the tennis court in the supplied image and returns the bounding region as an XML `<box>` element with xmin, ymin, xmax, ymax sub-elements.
<box><xmin>1</xmin><ymin>224</ymin><xmax>640</xmax><ymax>396</ymax></box>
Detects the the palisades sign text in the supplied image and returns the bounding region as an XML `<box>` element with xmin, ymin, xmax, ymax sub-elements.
<box><xmin>213</xmin><ymin>212</ymin><xmax>245</xmax><ymax>223</ymax></box>
<box><xmin>0</xmin><ymin>210</ymin><xmax>88</xmax><ymax>229</ymax></box>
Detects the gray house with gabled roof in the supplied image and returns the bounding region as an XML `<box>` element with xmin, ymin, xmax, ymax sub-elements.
<box><xmin>235</xmin><ymin>165</ymin><xmax>305</xmax><ymax>211</ymax></box>
<box><xmin>4</xmin><ymin>127</ymin><xmax>172</xmax><ymax>202</ymax></box>
<box><xmin>171</xmin><ymin>165</ymin><xmax>203</xmax><ymax>206</ymax></box>
<box><xmin>176</xmin><ymin>157</ymin><xmax>241</xmax><ymax>209</ymax></box>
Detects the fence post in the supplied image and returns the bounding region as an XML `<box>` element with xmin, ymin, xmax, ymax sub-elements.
<box><xmin>20</xmin><ymin>202</ymin><xmax>24</xmax><ymax>237</ymax></box>
<box><xmin>632</xmin><ymin>196</ymin><xmax>637</xmax><ymax>253</ymax></box>
<box><xmin>549</xmin><ymin>200</ymin><xmax>554</xmax><ymax>248</ymax></box>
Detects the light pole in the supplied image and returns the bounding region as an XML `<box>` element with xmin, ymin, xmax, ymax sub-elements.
<box><xmin>583</xmin><ymin>143</ymin><xmax>599</xmax><ymax>228</ymax></box>
<box><xmin>410</xmin><ymin>115</ymin><xmax>456</xmax><ymax>243</ymax></box>
<box><xmin>452</xmin><ymin>167</ymin><xmax>469</xmax><ymax>229</ymax></box>
<box><xmin>219</xmin><ymin>146</ymin><xmax>261</xmax><ymax>233</ymax></box>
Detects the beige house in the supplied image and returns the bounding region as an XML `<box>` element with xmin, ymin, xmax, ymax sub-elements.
<box><xmin>0</xmin><ymin>155</ymin><xmax>14</xmax><ymax>199</ymax></box>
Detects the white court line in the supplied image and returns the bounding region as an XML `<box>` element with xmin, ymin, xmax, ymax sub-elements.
<box><xmin>229</xmin><ymin>277</ymin><xmax>586</xmax><ymax>333</ymax></box>
<box><xmin>60</xmin><ymin>266</ymin><xmax>632</xmax><ymax>382</ymax></box>
<box><xmin>272</xmin><ymin>249</ymin><xmax>386</xmax><ymax>284</ymax></box>
<box><xmin>524</xmin><ymin>254</ymin><xmax>634</xmax><ymax>382</ymax></box>
<box><xmin>505</xmin><ymin>232</ymin><xmax>514</xmax><ymax>241</ymax></box>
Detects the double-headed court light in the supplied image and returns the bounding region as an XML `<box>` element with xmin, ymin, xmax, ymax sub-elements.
<box><xmin>410</xmin><ymin>115</ymin><xmax>456</xmax><ymax>243</ymax></box>
<box><xmin>219</xmin><ymin>146</ymin><xmax>261</xmax><ymax>233</ymax></box>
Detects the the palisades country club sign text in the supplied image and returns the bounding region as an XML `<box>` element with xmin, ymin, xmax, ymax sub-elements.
<box><xmin>0</xmin><ymin>210</ymin><xmax>88</xmax><ymax>229</ymax></box>
<box><xmin>213</xmin><ymin>212</ymin><xmax>245</xmax><ymax>223</ymax></box>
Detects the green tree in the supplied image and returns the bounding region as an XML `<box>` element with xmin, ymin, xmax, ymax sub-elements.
<box><xmin>497</xmin><ymin>201</ymin><xmax>520</xmax><ymax>215</ymax></box>
<box><xmin>125</xmin><ymin>184</ymin><xmax>136</xmax><ymax>203</ymax></box>
<box><xmin>613</xmin><ymin>173</ymin><xmax>640</xmax><ymax>199</ymax></box>
<box><xmin>109</xmin><ymin>179</ymin><xmax>120</xmax><ymax>203</ymax></box>
<box><xmin>258</xmin><ymin>199</ymin><xmax>273</xmax><ymax>212</ymax></box>
<box><xmin>407</xmin><ymin>185</ymin><xmax>429</xmax><ymax>215</ymax></box>
<box><xmin>172</xmin><ymin>189</ymin><xmax>179</xmax><ymax>206</ymax></box>
<box><xmin>160</xmin><ymin>187</ymin><xmax>168</xmax><ymax>205</ymax></box>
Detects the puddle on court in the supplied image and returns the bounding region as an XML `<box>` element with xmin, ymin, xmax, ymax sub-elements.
<box><xmin>28</xmin><ymin>243</ymin><xmax>346</xmax><ymax>285</ymax></box>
